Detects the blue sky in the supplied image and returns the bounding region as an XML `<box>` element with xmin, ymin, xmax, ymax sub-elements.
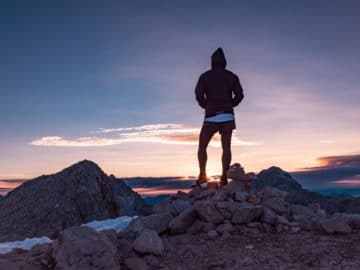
<box><xmin>0</xmin><ymin>1</ymin><xmax>359</xmax><ymax>179</ymax></box>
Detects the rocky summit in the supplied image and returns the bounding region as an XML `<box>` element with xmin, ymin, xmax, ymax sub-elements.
<box><xmin>1</xmin><ymin>162</ymin><xmax>360</xmax><ymax>269</ymax></box>
<box><xmin>0</xmin><ymin>160</ymin><xmax>147</xmax><ymax>242</ymax></box>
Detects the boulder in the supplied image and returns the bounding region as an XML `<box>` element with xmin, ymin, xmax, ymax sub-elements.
<box><xmin>216</xmin><ymin>223</ymin><xmax>234</xmax><ymax>234</ymax></box>
<box><xmin>174</xmin><ymin>191</ymin><xmax>190</xmax><ymax>200</ymax></box>
<box><xmin>290</xmin><ymin>204</ymin><xmax>317</xmax><ymax>218</ymax></box>
<box><xmin>53</xmin><ymin>226</ymin><xmax>120</xmax><ymax>270</ymax></box>
<box><xmin>223</xmin><ymin>181</ymin><xmax>247</xmax><ymax>193</ymax></box>
<box><xmin>124</xmin><ymin>213</ymin><xmax>173</xmax><ymax>235</ymax></box>
<box><xmin>195</xmin><ymin>189</ymin><xmax>216</xmax><ymax>200</ymax></box>
<box><xmin>261</xmin><ymin>207</ymin><xmax>277</xmax><ymax>225</ymax></box>
<box><xmin>187</xmin><ymin>220</ymin><xmax>205</xmax><ymax>234</ymax></box>
<box><xmin>168</xmin><ymin>207</ymin><xmax>197</xmax><ymax>234</ymax></box>
<box><xmin>320</xmin><ymin>218</ymin><xmax>352</xmax><ymax>234</ymax></box>
<box><xmin>234</xmin><ymin>192</ymin><xmax>249</xmax><ymax>202</ymax></box>
<box><xmin>152</xmin><ymin>198</ymin><xmax>174</xmax><ymax>214</ymax></box>
<box><xmin>227</xmin><ymin>163</ymin><xmax>247</xmax><ymax>181</ymax></box>
<box><xmin>262</xmin><ymin>186</ymin><xmax>288</xmax><ymax>200</ymax></box>
<box><xmin>262</xmin><ymin>197</ymin><xmax>289</xmax><ymax>215</ymax></box>
<box><xmin>333</xmin><ymin>213</ymin><xmax>360</xmax><ymax>229</ymax></box>
<box><xmin>207</xmin><ymin>230</ymin><xmax>218</xmax><ymax>238</ymax></box>
<box><xmin>194</xmin><ymin>201</ymin><xmax>224</xmax><ymax>224</ymax></box>
<box><xmin>172</xmin><ymin>199</ymin><xmax>191</xmax><ymax>215</ymax></box>
<box><xmin>212</xmin><ymin>190</ymin><xmax>228</xmax><ymax>201</ymax></box>
<box><xmin>132</xmin><ymin>229</ymin><xmax>164</xmax><ymax>255</ymax></box>
<box><xmin>232</xmin><ymin>206</ymin><xmax>263</xmax><ymax>224</ymax></box>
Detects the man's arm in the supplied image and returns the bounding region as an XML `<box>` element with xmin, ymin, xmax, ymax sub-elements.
<box><xmin>195</xmin><ymin>74</ymin><xmax>207</xmax><ymax>109</ymax></box>
<box><xmin>232</xmin><ymin>75</ymin><xmax>244</xmax><ymax>107</ymax></box>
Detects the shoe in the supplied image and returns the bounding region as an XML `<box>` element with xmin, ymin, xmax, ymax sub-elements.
<box><xmin>196</xmin><ymin>173</ymin><xmax>208</xmax><ymax>185</ymax></box>
<box><xmin>219</xmin><ymin>175</ymin><xmax>228</xmax><ymax>188</ymax></box>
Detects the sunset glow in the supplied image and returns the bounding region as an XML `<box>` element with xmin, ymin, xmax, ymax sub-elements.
<box><xmin>0</xmin><ymin>1</ymin><xmax>359</xmax><ymax>186</ymax></box>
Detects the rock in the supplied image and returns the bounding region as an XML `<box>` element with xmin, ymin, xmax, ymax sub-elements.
<box><xmin>293</xmin><ymin>215</ymin><xmax>320</xmax><ymax>231</ymax></box>
<box><xmin>132</xmin><ymin>229</ymin><xmax>164</xmax><ymax>255</ymax></box>
<box><xmin>276</xmin><ymin>224</ymin><xmax>283</xmax><ymax>232</ymax></box>
<box><xmin>168</xmin><ymin>206</ymin><xmax>197</xmax><ymax>234</ymax></box>
<box><xmin>223</xmin><ymin>181</ymin><xmax>246</xmax><ymax>193</ymax></box>
<box><xmin>217</xmin><ymin>208</ymin><xmax>232</xmax><ymax>219</ymax></box>
<box><xmin>232</xmin><ymin>206</ymin><xmax>263</xmax><ymax>224</ymax></box>
<box><xmin>212</xmin><ymin>190</ymin><xmax>228</xmax><ymax>201</ymax></box>
<box><xmin>187</xmin><ymin>220</ymin><xmax>205</xmax><ymax>234</ymax></box>
<box><xmin>216</xmin><ymin>223</ymin><xmax>234</xmax><ymax>234</ymax></box>
<box><xmin>234</xmin><ymin>191</ymin><xmax>249</xmax><ymax>202</ymax></box>
<box><xmin>261</xmin><ymin>207</ymin><xmax>277</xmax><ymax>225</ymax></box>
<box><xmin>206</xmin><ymin>182</ymin><xmax>219</xmax><ymax>189</ymax></box>
<box><xmin>215</xmin><ymin>201</ymin><xmax>240</xmax><ymax>214</ymax></box>
<box><xmin>188</xmin><ymin>187</ymin><xmax>205</xmax><ymax>198</ymax></box>
<box><xmin>207</xmin><ymin>230</ymin><xmax>218</xmax><ymax>238</ymax></box>
<box><xmin>320</xmin><ymin>218</ymin><xmax>352</xmax><ymax>234</ymax></box>
<box><xmin>262</xmin><ymin>223</ymin><xmax>273</xmax><ymax>232</ymax></box>
<box><xmin>290</xmin><ymin>204</ymin><xmax>317</xmax><ymax>218</ymax></box>
<box><xmin>0</xmin><ymin>160</ymin><xmax>146</xmax><ymax>242</ymax></box>
<box><xmin>124</xmin><ymin>213</ymin><xmax>173</xmax><ymax>235</ymax></box>
<box><xmin>153</xmin><ymin>198</ymin><xmax>174</xmax><ymax>214</ymax></box>
<box><xmin>53</xmin><ymin>226</ymin><xmax>120</xmax><ymax>270</ymax></box>
<box><xmin>291</xmin><ymin>226</ymin><xmax>301</xmax><ymax>232</ymax></box>
<box><xmin>262</xmin><ymin>197</ymin><xmax>289</xmax><ymax>215</ymax></box>
<box><xmin>194</xmin><ymin>201</ymin><xmax>224</xmax><ymax>224</ymax></box>
<box><xmin>262</xmin><ymin>186</ymin><xmax>288</xmax><ymax>200</ymax></box>
<box><xmin>333</xmin><ymin>213</ymin><xmax>360</xmax><ymax>229</ymax></box>
<box><xmin>195</xmin><ymin>189</ymin><xmax>216</xmax><ymax>200</ymax></box>
<box><xmin>227</xmin><ymin>163</ymin><xmax>247</xmax><ymax>181</ymax></box>
<box><xmin>172</xmin><ymin>199</ymin><xmax>191</xmax><ymax>215</ymax></box>
<box><xmin>124</xmin><ymin>257</ymin><xmax>149</xmax><ymax>270</ymax></box>
<box><xmin>202</xmin><ymin>222</ymin><xmax>216</xmax><ymax>232</ymax></box>
<box><xmin>276</xmin><ymin>215</ymin><xmax>291</xmax><ymax>225</ymax></box>
<box><xmin>248</xmin><ymin>193</ymin><xmax>261</xmax><ymax>204</ymax></box>
<box><xmin>174</xmin><ymin>191</ymin><xmax>190</xmax><ymax>200</ymax></box>
<box><xmin>245</xmin><ymin>244</ymin><xmax>254</xmax><ymax>249</ymax></box>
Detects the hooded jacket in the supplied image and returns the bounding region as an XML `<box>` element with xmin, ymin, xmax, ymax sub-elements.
<box><xmin>195</xmin><ymin>48</ymin><xmax>244</xmax><ymax>117</ymax></box>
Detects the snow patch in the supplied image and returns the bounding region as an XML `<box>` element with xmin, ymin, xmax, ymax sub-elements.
<box><xmin>0</xmin><ymin>215</ymin><xmax>137</xmax><ymax>254</ymax></box>
<box><xmin>0</xmin><ymin>237</ymin><xmax>52</xmax><ymax>254</ymax></box>
<box><xmin>82</xmin><ymin>215</ymin><xmax>137</xmax><ymax>232</ymax></box>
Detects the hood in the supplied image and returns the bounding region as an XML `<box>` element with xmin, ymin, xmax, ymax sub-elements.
<box><xmin>211</xmin><ymin>47</ymin><xmax>226</xmax><ymax>69</ymax></box>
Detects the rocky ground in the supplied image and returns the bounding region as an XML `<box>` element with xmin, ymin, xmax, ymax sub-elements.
<box><xmin>2</xmin><ymin>162</ymin><xmax>360</xmax><ymax>269</ymax></box>
<box><xmin>160</xmin><ymin>228</ymin><xmax>360</xmax><ymax>269</ymax></box>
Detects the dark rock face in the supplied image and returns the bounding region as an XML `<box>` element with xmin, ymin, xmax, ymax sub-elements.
<box><xmin>251</xmin><ymin>166</ymin><xmax>360</xmax><ymax>214</ymax></box>
<box><xmin>110</xmin><ymin>175</ymin><xmax>149</xmax><ymax>216</ymax></box>
<box><xmin>251</xmin><ymin>166</ymin><xmax>302</xmax><ymax>192</ymax></box>
<box><xmin>0</xmin><ymin>160</ymin><xmax>147</xmax><ymax>242</ymax></box>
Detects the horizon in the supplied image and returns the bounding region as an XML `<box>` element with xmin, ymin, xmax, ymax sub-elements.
<box><xmin>1</xmin><ymin>1</ymin><xmax>359</xmax><ymax>187</ymax></box>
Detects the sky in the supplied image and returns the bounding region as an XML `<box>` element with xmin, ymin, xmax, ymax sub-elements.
<box><xmin>1</xmin><ymin>1</ymin><xmax>360</xmax><ymax>184</ymax></box>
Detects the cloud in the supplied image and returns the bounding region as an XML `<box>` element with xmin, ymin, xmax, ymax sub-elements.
<box><xmin>30</xmin><ymin>123</ymin><xmax>261</xmax><ymax>147</ymax></box>
<box><xmin>291</xmin><ymin>154</ymin><xmax>360</xmax><ymax>189</ymax></box>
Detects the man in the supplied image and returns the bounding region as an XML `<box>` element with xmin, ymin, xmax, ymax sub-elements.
<box><xmin>195</xmin><ymin>47</ymin><xmax>244</xmax><ymax>187</ymax></box>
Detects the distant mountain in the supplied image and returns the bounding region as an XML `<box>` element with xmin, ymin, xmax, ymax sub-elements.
<box><xmin>0</xmin><ymin>160</ymin><xmax>148</xmax><ymax>242</ymax></box>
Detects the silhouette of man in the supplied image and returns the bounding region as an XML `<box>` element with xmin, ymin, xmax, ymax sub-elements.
<box><xmin>195</xmin><ymin>48</ymin><xmax>244</xmax><ymax>187</ymax></box>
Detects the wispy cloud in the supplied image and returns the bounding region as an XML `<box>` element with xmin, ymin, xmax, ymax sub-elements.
<box><xmin>30</xmin><ymin>123</ymin><xmax>261</xmax><ymax>147</ymax></box>
<box><xmin>291</xmin><ymin>154</ymin><xmax>360</xmax><ymax>188</ymax></box>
